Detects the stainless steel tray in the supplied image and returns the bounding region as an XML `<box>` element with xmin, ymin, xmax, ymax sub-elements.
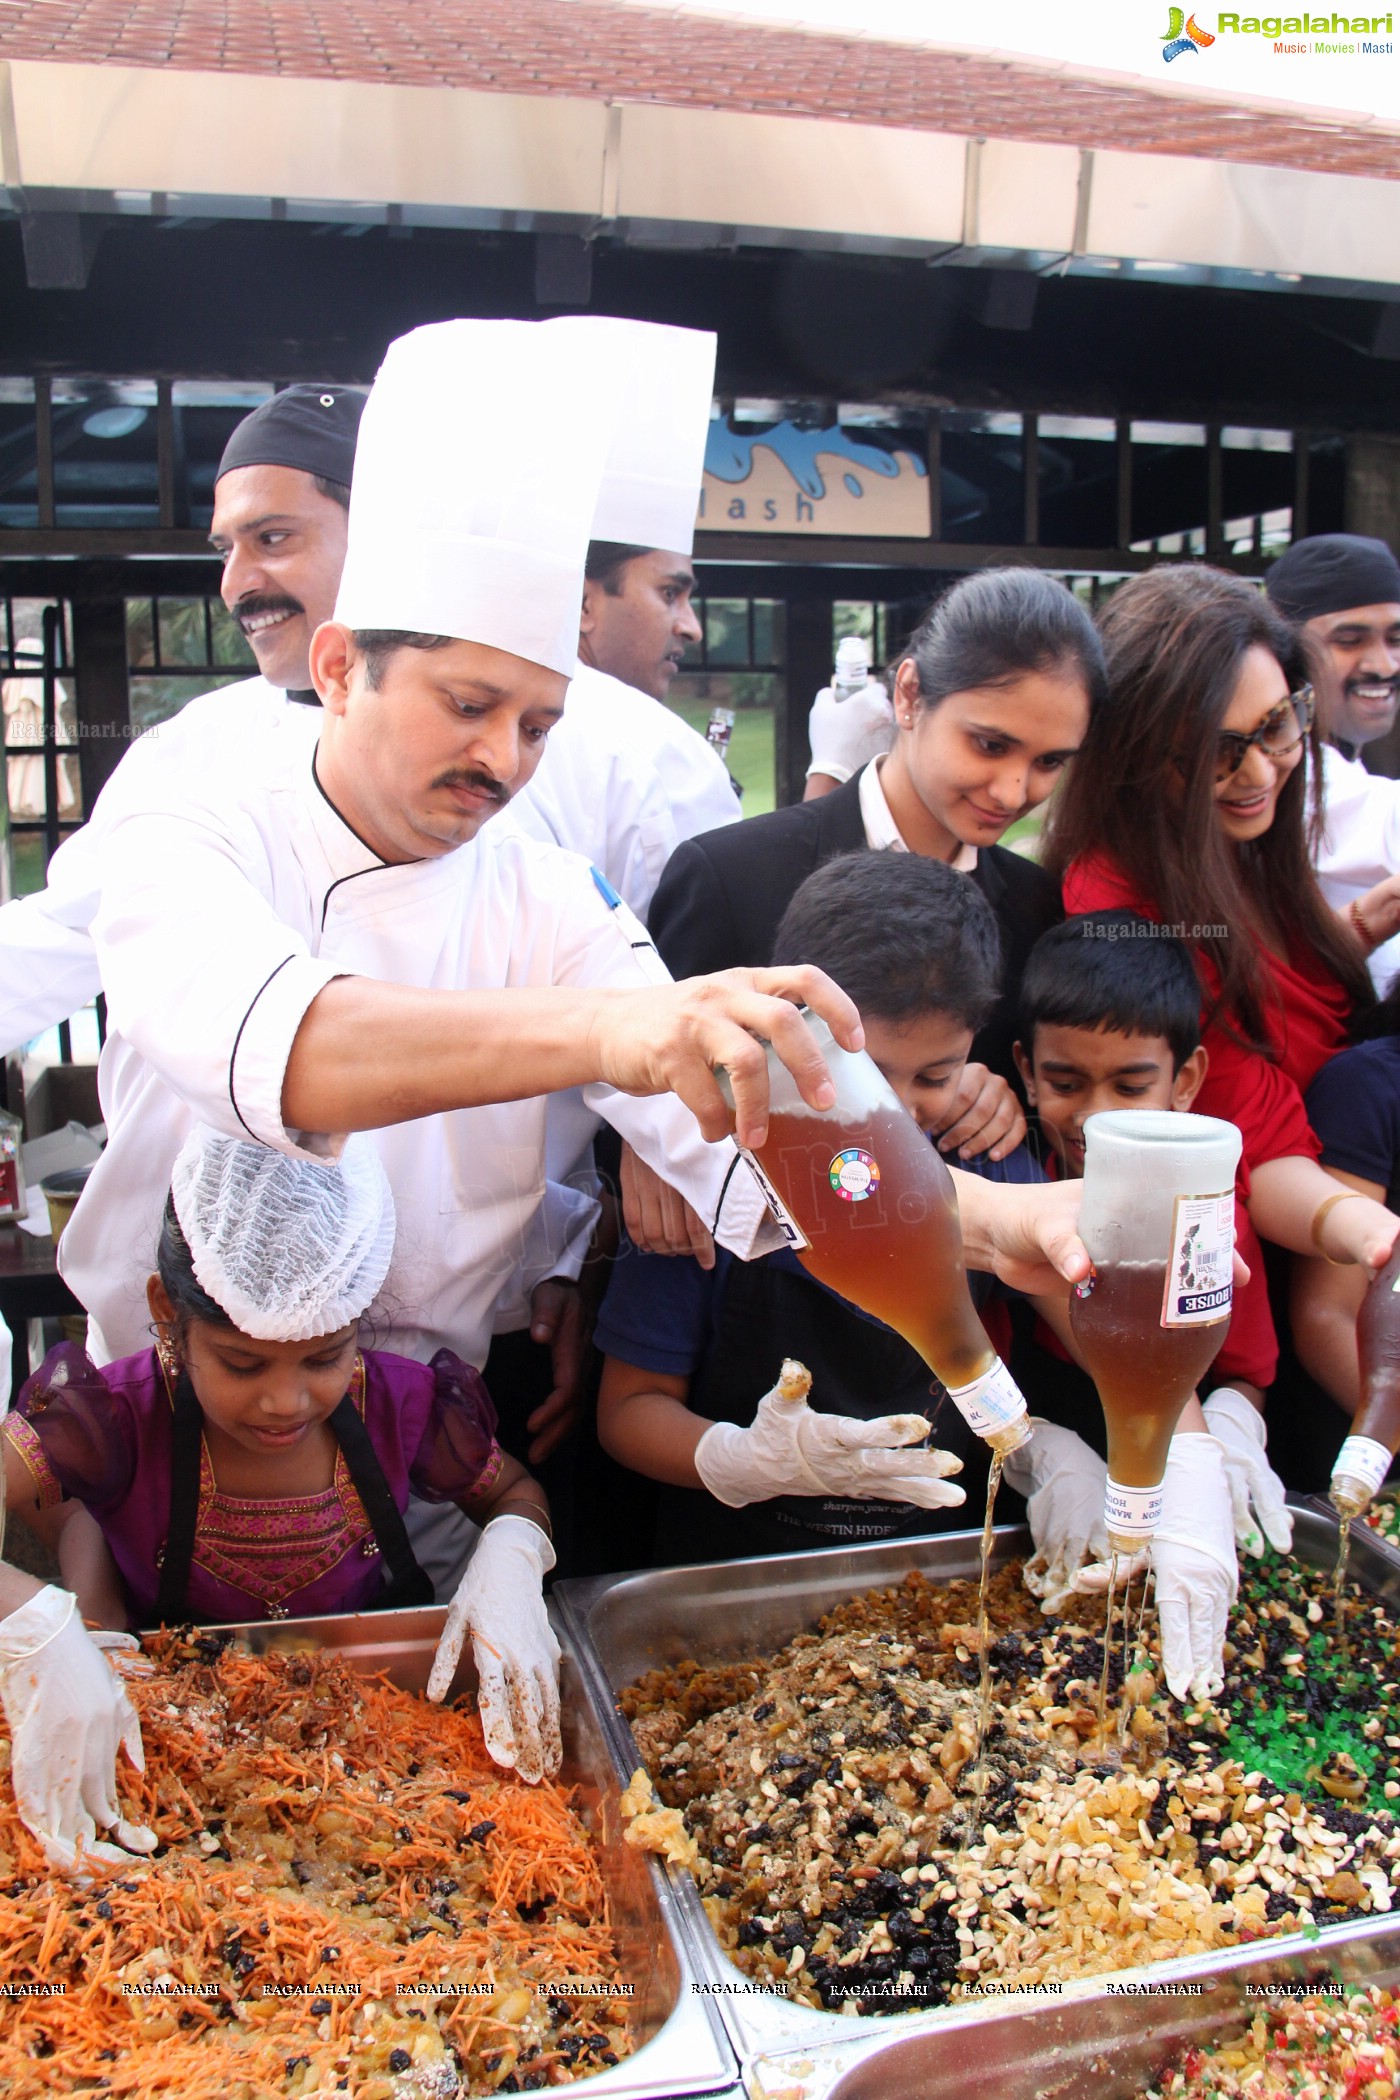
<box><xmin>744</xmin><ymin>1916</ymin><xmax>1400</xmax><ymax>2100</ymax></box>
<box><xmin>556</xmin><ymin>1502</ymin><xmax>1400</xmax><ymax>2063</ymax></box>
<box><xmin>184</xmin><ymin>1601</ymin><xmax>740</xmax><ymax>2099</ymax></box>
<box><xmin>1302</xmin><ymin>1489</ymin><xmax>1400</xmax><ymax>1576</ymax></box>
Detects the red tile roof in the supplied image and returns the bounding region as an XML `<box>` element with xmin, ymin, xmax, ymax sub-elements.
<box><xmin>5</xmin><ymin>0</ymin><xmax>1399</xmax><ymax>180</ymax></box>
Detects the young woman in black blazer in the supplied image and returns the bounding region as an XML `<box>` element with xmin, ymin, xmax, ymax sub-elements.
<box><xmin>648</xmin><ymin>567</ymin><xmax>1106</xmax><ymax>1092</ymax></box>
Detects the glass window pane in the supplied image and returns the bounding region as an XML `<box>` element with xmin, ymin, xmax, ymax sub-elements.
<box><xmin>1037</xmin><ymin>418</ymin><xmax>1117</xmax><ymax>550</ymax></box>
<box><xmin>157</xmin><ymin>599</ymin><xmax>210</xmax><ymax>669</ymax></box>
<box><xmin>51</xmin><ymin>379</ymin><xmax>159</xmax><ymax>529</ymax></box>
<box><xmin>1129</xmin><ymin>421</ymin><xmax>1209</xmax><ymax>552</ymax></box>
<box><xmin>940</xmin><ymin>412</ymin><xmax>1025</xmax><ymax>546</ymax></box>
<box><xmin>704</xmin><ymin>599</ymin><xmax>750</xmax><ymax>667</ymax></box>
<box><xmin>3</xmin><ymin>659</ymin><xmax>81</xmax><ymax>824</ymax></box>
<box><xmin>172</xmin><ymin>381</ymin><xmax>275</xmax><ymax>531</ymax></box>
<box><xmin>0</xmin><ymin>380</ymin><xmax>39</xmax><ymax>529</ymax></box>
<box><xmin>1221</xmin><ymin>429</ymin><xmax>1294</xmax><ymax>554</ymax></box>
<box><xmin>210</xmin><ymin>597</ymin><xmax>256</xmax><ymax>668</ymax></box>
<box><xmin>833</xmin><ymin>603</ymin><xmax>875</xmax><ymax>648</ymax></box>
<box><xmin>127</xmin><ymin>671</ymin><xmax>246</xmax><ymax>736</ymax></box>
<box><xmin>751</xmin><ymin>600</ymin><xmax>785</xmax><ymax>668</ymax></box>
<box><xmin>126</xmin><ymin>599</ymin><xmax>156</xmax><ymax>669</ymax></box>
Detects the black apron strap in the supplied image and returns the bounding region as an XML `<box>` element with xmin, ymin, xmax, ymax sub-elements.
<box><xmin>153</xmin><ymin>1360</ymin><xmax>435</xmax><ymax>1625</ymax></box>
<box><xmin>153</xmin><ymin>1368</ymin><xmax>204</xmax><ymax>1626</ymax></box>
<box><xmin>327</xmin><ymin>1392</ymin><xmax>436</xmax><ymax>1610</ymax></box>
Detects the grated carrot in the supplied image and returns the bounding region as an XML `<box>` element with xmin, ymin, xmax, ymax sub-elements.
<box><xmin>0</xmin><ymin>1631</ymin><xmax>634</xmax><ymax>2095</ymax></box>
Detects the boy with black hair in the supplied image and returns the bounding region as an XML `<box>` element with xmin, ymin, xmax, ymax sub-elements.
<box><xmin>1012</xmin><ymin>911</ymin><xmax>1208</xmax><ymax>1178</ymax></box>
<box><xmin>1002</xmin><ymin>911</ymin><xmax>1290</xmax><ymax>1699</ymax></box>
<box><xmin>595</xmin><ymin>851</ymin><xmax>1043</xmax><ymax>1565</ymax></box>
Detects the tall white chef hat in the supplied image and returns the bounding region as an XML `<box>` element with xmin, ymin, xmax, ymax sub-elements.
<box><xmin>169</xmin><ymin>1126</ymin><xmax>396</xmax><ymax>1341</ymax></box>
<box><xmin>591</xmin><ymin>323</ymin><xmax>717</xmax><ymax>557</ymax></box>
<box><xmin>334</xmin><ymin>317</ymin><xmax>630</xmax><ymax>676</ymax></box>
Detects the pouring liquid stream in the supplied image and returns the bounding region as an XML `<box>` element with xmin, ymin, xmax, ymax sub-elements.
<box><xmin>969</xmin><ymin>1452</ymin><xmax>1006</xmax><ymax>1819</ymax></box>
<box><xmin>742</xmin><ymin>1095</ymin><xmax>1030</xmax><ymax>1804</ymax></box>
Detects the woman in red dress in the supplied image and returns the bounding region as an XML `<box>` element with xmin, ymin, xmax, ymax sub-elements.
<box><xmin>1044</xmin><ymin>564</ymin><xmax>1399</xmax><ymax>1391</ymax></box>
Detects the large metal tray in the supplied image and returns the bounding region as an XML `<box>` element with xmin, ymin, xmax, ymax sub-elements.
<box><xmin>182</xmin><ymin>1601</ymin><xmax>740</xmax><ymax>2099</ymax></box>
<box><xmin>743</xmin><ymin>1916</ymin><xmax>1400</xmax><ymax>2100</ymax></box>
<box><xmin>556</xmin><ymin>1502</ymin><xmax>1400</xmax><ymax>2063</ymax></box>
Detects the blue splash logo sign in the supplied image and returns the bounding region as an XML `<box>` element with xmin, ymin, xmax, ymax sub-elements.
<box><xmin>698</xmin><ymin>420</ymin><xmax>929</xmax><ymax>537</ymax></box>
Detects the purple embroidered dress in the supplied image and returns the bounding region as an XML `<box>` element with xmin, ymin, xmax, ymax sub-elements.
<box><xmin>3</xmin><ymin>1343</ymin><xmax>503</xmax><ymax>1627</ymax></box>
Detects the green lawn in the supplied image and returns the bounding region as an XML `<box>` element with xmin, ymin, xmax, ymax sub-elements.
<box><xmin>666</xmin><ymin>699</ymin><xmax>776</xmax><ymax>818</ymax></box>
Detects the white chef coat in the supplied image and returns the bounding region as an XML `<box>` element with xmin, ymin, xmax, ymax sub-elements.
<box><xmin>0</xmin><ymin>677</ymin><xmax>309</xmax><ymax>1054</ymax></box>
<box><xmin>67</xmin><ymin>729</ymin><xmax>772</xmax><ymax>1367</ymax></box>
<box><xmin>502</xmin><ymin>660</ymin><xmax>739</xmax><ymax>917</ymax></box>
<box><xmin>1314</xmin><ymin>741</ymin><xmax>1400</xmax><ymax>996</ymax></box>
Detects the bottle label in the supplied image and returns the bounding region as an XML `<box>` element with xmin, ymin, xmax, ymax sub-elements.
<box><xmin>946</xmin><ymin>1358</ymin><xmax>1028</xmax><ymax>1438</ymax></box>
<box><xmin>1333</xmin><ymin>1436</ymin><xmax>1393</xmax><ymax>1502</ymax></box>
<box><xmin>828</xmin><ymin>1148</ymin><xmax>880</xmax><ymax>1203</ymax></box>
<box><xmin>738</xmin><ymin>1149</ymin><xmax>811</xmax><ymax>1252</ymax></box>
<box><xmin>1161</xmin><ymin>1191</ymin><xmax>1234</xmax><ymax>1327</ymax></box>
<box><xmin>1104</xmin><ymin>1476</ymin><xmax>1165</xmax><ymax>1540</ymax></box>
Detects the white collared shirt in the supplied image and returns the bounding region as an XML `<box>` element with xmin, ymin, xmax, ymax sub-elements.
<box><xmin>1314</xmin><ymin>741</ymin><xmax>1400</xmax><ymax>995</ymax></box>
<box><xmin>858</xmin><ymin>755</ymin><xmax>978</xmax><ymax>871</ymax></box>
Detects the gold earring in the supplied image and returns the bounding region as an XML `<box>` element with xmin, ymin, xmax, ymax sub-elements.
<box><xmin>155</xmin><ymin>1329</ymin><xmax>182</xmax><ymax>1382</ymax></box>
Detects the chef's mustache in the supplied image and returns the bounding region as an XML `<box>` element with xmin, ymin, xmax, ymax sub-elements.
<box><xmin>432</xmin><ymin>767</ymin><xmax>511</xmax><ymax>807</ymax></box>
<box><xmin>233</xmin><ymin>592</ymin><xmax>305</xmax><ymax>633</ymax></box>
<box><xmin>1346</xmin><ymin>672</ymin><xmax>1400</xmax><ymax>696</ymax></box>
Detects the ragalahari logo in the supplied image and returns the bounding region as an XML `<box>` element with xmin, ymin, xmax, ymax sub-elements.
<box><xmin>1161</xmin><ymin>6</ymin><xmax>1218</xmax><ymax>54</ymax></box>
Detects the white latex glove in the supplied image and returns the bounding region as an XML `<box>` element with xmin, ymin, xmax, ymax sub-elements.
<box><xmin>805</xmin><ymin>679</ymin><xmax>895</xmax><ymax>785</ymax></box>
<box><xmin>1151</xmin><ymin>1434</ymin><xmax>1237</xmax><ymax>1702</ymax></box>
<box><xmin>0</xmin><ymin>1586</ymin><xmax>157</xmax><ymax>1873</ymax></box>
<box><xmin>87</xmin><ymin>1629</ymin><xmax>157</xmax><ymax>1679</ymax></box>
<box><xmin>694</xmin><ymin>1359</ymin><xmax>965</xmax><ymax>1512</ymax></box>
<box><xmin>426</xmin><ymin>1516</ymin><xmax>561</xmax><ymax>1785</ymax></box>
<box><xmin>1003</xmin><ymin>1419</ymin><xmax>1124</xmax><ymax>1613</ymax></box>
<box><xmin>1202</xmin><ymin>1387</ymin><xmax>1293</xmax><ymax>1557</ymax></box>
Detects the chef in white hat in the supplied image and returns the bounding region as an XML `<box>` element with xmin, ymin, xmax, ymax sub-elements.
<box><xmin>502</xmin><ymin>321</ymin><xmax>737</xmax><ymax>910</ymax></box>
<box><xmin>57</xmin><ymin>320</ymin><xmax>857</xmax><ymax>1403</ymax></box>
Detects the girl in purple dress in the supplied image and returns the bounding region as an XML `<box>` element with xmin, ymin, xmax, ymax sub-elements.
<box><xmin>0</xmin><ymin>1127</ymin><xmax>560</xmax><ymax>1868</ymax></box>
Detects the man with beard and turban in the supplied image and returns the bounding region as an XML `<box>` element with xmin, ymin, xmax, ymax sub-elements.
<box><xmin>1266</xmin><ymin>532</ymin><xmax>1400</xmax><ymax>994</ymax></box>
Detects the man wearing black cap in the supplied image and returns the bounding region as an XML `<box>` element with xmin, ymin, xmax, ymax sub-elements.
<box><xmin>0</xmin><ymin>386</ymin><xmax>364</xmax><ymax>1056</ymax></box>
<box><xmin>208</xmin><ymin>385</ymin><xmax>363</xmax><ymax>697</ymax></box>
<box><xmin>1266</xmin><ymin>532</ymin><xmax>1400</xmax><ymax>992</ymax></box>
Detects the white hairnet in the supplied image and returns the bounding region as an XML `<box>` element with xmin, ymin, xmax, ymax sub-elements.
<box><xmin>169</xmin><ymin>1128</ymin><xmax>395</xmax><ymax>1341</ymax></box>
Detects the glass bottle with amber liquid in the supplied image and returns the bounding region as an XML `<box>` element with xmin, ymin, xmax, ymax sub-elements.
<box><xmin>1070</xmin><ymin>1110</ymin><xmax>1240</xmax><ymax>1553</ymax></box>
<box><xmin>722</xmin><ymin>1013</ymin><xmax>1031</xmax><ymax>1457</ymax></box>
<box><xmin>1331</xmin><ymin>1238</ymin><xmax>1400</xmax><ymax>1519</ymax></box>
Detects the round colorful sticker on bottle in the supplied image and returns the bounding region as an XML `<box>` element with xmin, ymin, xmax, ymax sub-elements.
<box><xmin>828</xmin><ymin>1148</ymin><xmax>880</xmax><ymax>1202</ymax></box>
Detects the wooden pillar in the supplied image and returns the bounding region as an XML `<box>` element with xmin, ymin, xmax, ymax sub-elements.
<box><xmin>781</xmin><ymin>593</ymin><xmax>833</xmax><ymax>809</ymax></box>
<box><xmin>71</xmin><ymin>598</ymin><xmax>131</xmax><ymax>816</ymax></box>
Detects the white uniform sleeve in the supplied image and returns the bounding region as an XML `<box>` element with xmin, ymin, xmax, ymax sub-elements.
<box><xmin>0</xmin><ymin>680</ymin><xmax>285</xmax><ymax>1058</ymax></box>
<box><xmin>539</xmin><ymin>859</ymin><xmax>781</xmax><ymax>1258</ymax></box>
<box><xmin>649</xmin><ymin>720</ymin><xmax>741</xmax><ymax>846</ymax></box>
<box><xmin>1316</xmin><ymin>744</ymin><xmax>1400</xmax><ymax>888</ymax></box>
<box><xmin>91</xmin><ymin>806</ymin><xmax>343</xmax><ymax>1158</ymax></box>
<box><xmin>489</xmin><ymin>1177</ymin><xmax>599</xmax><ymax>1336</ymax></box>
<box><xmin>0</xmin><ymin>827</ymin><xmax>103</xmax><ymax>1055</ymax></box>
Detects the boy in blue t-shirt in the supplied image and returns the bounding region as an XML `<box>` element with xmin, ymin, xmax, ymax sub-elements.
<box><xmin>595</xmin><ymin>851</ymin><xmax>1043</xmax><ymax>1566</ymax></box>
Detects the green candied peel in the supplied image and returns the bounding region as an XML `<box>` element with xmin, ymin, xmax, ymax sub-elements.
<box><xmin>1218</xmin><ymin>1546</ymin><xmax>1400</xmax><ymax>1806</ymax></box>
<box><xmin>1225</xmin><ymin>1702</ymin><xmax>1376</xmax><ymax>1799</ymax></box>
